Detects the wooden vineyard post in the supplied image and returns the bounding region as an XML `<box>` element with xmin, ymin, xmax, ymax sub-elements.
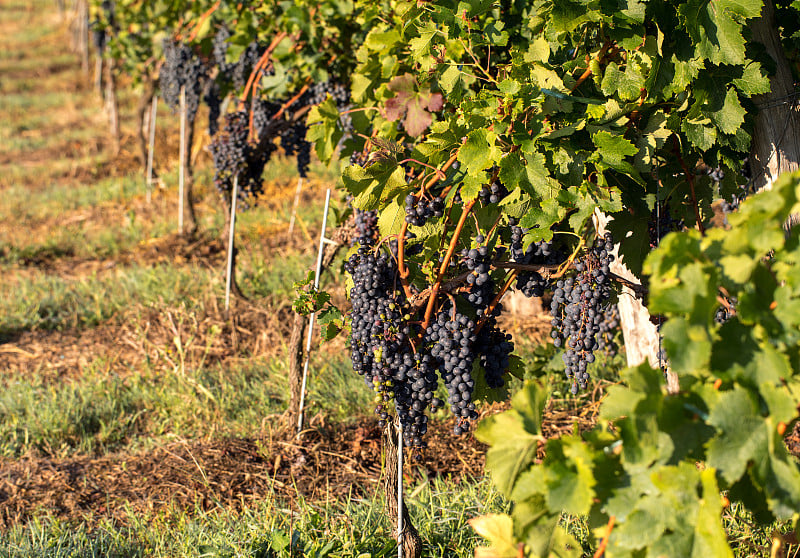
<box><xmin>79</xmin><ymin>0</ymin><xmax>89</xmax><ymax>77</ymax></box>
<box><xmin>145</xmin><ymin>95</ymin><xmax>158</xmax><ymax>205</ymax></box>
<box><xmin>224</xmin><ymin>175</ymin><xmax>239</xmax><ymax>312</ymax></box>
<box><xmin>104</xmin><ymin>57</ymin><xmax>120</xmax><ymax>157</ymax></box>
<box><xmin>178</xmin><ymin>85</ymin><xmax>186</xmax><ymax>233</ymax></box>
<box><xmin>383</xmin><ymin>421</ymin><xmax>422</xmax><ymax>558</ymax></box>
<box><xmin>296</xmin><ymin>189</ymin><xmax>333</xmax><ymax>434</ymax></box>
<box><xmin>288</xmin><ymin>176</ymin><xmax>303</xmax><ymax>236</ymax></box>
<box><xmin>94</xmin><ymin>53</ymin><xmax>103</xmax><ymax>96</ymax></box>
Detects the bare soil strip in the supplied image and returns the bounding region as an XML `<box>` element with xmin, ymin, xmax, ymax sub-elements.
<box><xmin>0</xmin><ymin>399</ymin><xmax>609</xmax><ymax>528</ymax></box>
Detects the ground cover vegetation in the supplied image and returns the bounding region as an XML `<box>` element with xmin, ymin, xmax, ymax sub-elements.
<box><xmin>0</xmin><ymin>0</ymin><xmax>799</xmax><ymax>556</ymax></box>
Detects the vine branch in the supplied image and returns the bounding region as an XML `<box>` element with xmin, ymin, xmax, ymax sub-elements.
<box><xmin>397</xmin><ymin>152</ymin><xmax>460</xmax><ymax>300</ymax></box>
<box><xmin>672</xmin><ymin>136</ymin><xmax>706</xmax><ymax>236</ymax></box>
<box><xmin>419</xmin><ymin>198</ymin><xmax>477</xmax><ymax>331</ymax></box>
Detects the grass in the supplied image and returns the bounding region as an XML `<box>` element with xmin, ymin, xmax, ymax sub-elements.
<box><xmin>0</xmin><ymin>476</ymin><xmax>507</xmax><ymax>558</ymax></box>
<box><xmin>0</xmin><ymin>347</ymin><xmax>369</xmax><ymax>458</ymax></box>
<box><xmin>0</xmin><ymin>263</ymin><xmax>216</xmax><ymax>334</ymax></box>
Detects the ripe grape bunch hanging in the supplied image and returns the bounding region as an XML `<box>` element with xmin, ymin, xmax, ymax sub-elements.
<box><xmin>343</xmin><ymin>164</ymin><xmax>619</xmax><ymax>450</ymax></box>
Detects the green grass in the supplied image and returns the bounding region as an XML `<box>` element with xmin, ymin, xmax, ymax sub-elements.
<box><xmin>0</xmin><ymin>348</ymin><xmax>368</xmax><ymax>458</ymax></box>
<box><xmin>0</xmin><ymin>263</ymin><xmax>217</xmax><ymax>334</ymax></box>
<box><xmin>0</xmin><ymin>476</ymin><xmax>507</xmax><ymax>557</ymax></box>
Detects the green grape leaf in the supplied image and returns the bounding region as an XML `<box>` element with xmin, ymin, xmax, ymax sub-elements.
<box><xmin>706</xmin><ymin>387</ymin><xmax>766</xmax><ymax>484</ymax></box>
<box><xmin>708</xmin><ymin>88</ymin><xmax>746</xmax><ymax>135</ymax></box>
<box><xmin>475</xmin><ymin>381</ymin><xmax>547</xmax><ymax>496</ymax></box>
<box><xmin>458</xmin><ymin>129</ymin><xmax>502</xmax><ymax>177</ymax></box>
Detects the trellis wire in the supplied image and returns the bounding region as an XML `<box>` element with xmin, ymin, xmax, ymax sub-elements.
<box><xmin>288</xmin><ymin>176</ymin><xmax>304</xmax><ymax>236</ymax></box>
<box><xmin>297</xmin><ymin>189</ymin><xmax>334</xmax><ymax>433</ymax></box>
<box><xmin>397</xmin><ymin>419</ymin><xmax>404</xmax><ymax>558</ymax></box>
<box><xmin>657</xmin><ymin>178</ymin><xmax>664</xmax><ymax>375</ymax></box>
<box><xmin>178</xmin><ymin>85</ymin><xmax>186</xmax><ymax>232</ymax></box>
<box><xmin>145</xmin><ymin>95</ymin><xmax>158</xmax><ymax>205</ymax></box>
<box><xmin>224</xmin><ymin>175</ymin><xmax>239</xmax><ymax>312</ymax></box>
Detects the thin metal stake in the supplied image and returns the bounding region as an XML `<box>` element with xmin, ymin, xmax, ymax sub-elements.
<box><xmin>397</xmin><ymin>420</ymin><xmax>404</xmax><ymax>558</ymax></box>
<box><xmin>297</xmin><ymin>189</ymin><xmax>332</xmax><ymax>433</ymax></box>
<box><xmin>225</xmin><ymin>175</ymin><xmax>239</xmax><ymax>312</ymax></box>
<box><xmin>288</xmin><ymin>176</ymin><xmax>304</xmax><ymax>236</ymax></box>
<box><xmin>145</xmin><ymin>95</ymin><xmax>158</xmax><ymax>205</ymax></box>
<box><xmin>178</xmin><ymin>85</ymin><xmax>186</xmax><ymax>232</ymax></box>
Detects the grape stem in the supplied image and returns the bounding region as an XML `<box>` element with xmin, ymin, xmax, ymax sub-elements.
<box><xmin>397</xmin><ymin>152</ymin><xmax>460</xmax><ymax>299</ymax></box>
<box><xmin>593</xmin><ymin>516</ymin><xmax>616</xmax><ymax>558</ymax></box>
<box><xmin>184</xmin><ymin>1</ymin><xmax>220</xmax><ymax>42</ymax></box>
<box><xmin>475</xmin><ymin>269</ymin><xmax>517</xmax><ymax>335</ymax></box>
<box><xmin>419</xmin><ymin>198</ymin><xmax>478</xmax><ymax>331</ymax></box>
<box><xmin>397</xmin><ymin>158</ymin><xmax>446</xmax><ymax>180</ymax></box>
<box><xmin>672</xmin><ymin>136</ymin><xmax>706</xmax><ymax>236</ymax></box>
<box><xmin>239</xmin><ymin>31</ymin><xmax>289</xmax><ymax>107</ymax></box>
<box><xmin>571</xmin><ymin>38</ymin><xmax>614</xmax><ymax>92</ymax></box>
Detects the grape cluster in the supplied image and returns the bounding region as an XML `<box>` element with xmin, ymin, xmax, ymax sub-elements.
<box><xmin>345</xmin><ymin>213</ymin><xmax>517</xmax><ymax>447</ymax></box>
<box><xmin>476</xmin><ymin>325</ymin><xmax>514</xmax><ymax>389</ymax></box>
<box><xmin>550</xmin><ymin>233</ymin><xmax>615</xmax><ymax>394</ymax></box>
<box><xmin>714</xmin><ymin>298</ymin><xmax>737</xmax><ymax>324</ymax></box>
<box><xmin>279</xmin><ymin>121</ymin><xmax>311</xmax><ymax>177</ymax></box>
<box><xmin>425</xmin><ymin>305</ymin><xmax>479</xmax><ymax>432</ymax></box>
<box><xmin>648</xmin><ymin>204</ymin><xmax>683</xmax><ymax>249</ymax></box>
<box><xmin>462</xmin><ymin>244</ymin><xmax>492</xmax><ymax>287</ymax></box>
<box><xmin>597</xmin><ymin>304</ymin><xmax>620</xmax><ymax>357</ymax></box>
<box><xmin>508</xmin><ymin>221</ymin><xmax>563</xmax><ymax>298</ymax></box>
<box><xmin>349</xmin><ymin>149</ymin><xmax>371</xmax><ymax>167</ymax></box>
<box><xmin>707</xmin><ymin>167</ymin><xmax>724</xmax><ymax>182</ymax></box>
<box><xmin>209</xmin><ymin>111</ymin><xmax>275</xmax><ymax>207</ymax></box>
<box><xmin>720</xmin><ymin>183</ymin><xmax>752</xmax><ymax>216</ymax></box>
<box><xmin>161</xmin><ymin>39</ymin><xmax>207</xmax><ymax>123</ymax></box>
<box><xmin>308</xmin><ymin>79</ymin><xmax>352</xmax><ymax>132</ymax></box>
<box><xmin>346</xmin><ymin>214</ymin><xmax>436</xmax><ymax>445</ymax></box>
<box><xmin>213</xmin><ymin>27</ymin><xmax>263</xmax><ymax>90</ymax></box>
<box><xmin>479</xmin><ymin>181</ymin><xmax>508</xmax><ymax>205</ymax></box>
<box><xmin>203</xmin><ymin>80</ymin><xmax>222</xmax><ymax>137</ymax></box>
<box><xmin>308</xmin><ymin>80</ymin><xmax>350</xmax><ymax>107</ymax></box>
<box><xmin>353</xmin><ymin>208</ymin><xmax>378</xmax><ymax>243</ymax></box>
<box><xmin>404</xmin><ymin>194</ymin><xmax>444</xmax><ymax>226</ymax></box>
<box><xmin>252</xmin><ymin>98</ymin><xmax>280</xmax><ymax>139</ymax></box>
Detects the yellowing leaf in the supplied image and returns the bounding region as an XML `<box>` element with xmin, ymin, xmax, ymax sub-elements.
<box><xmin>469</xmin><ymin>514</ymin><xmax>520</xmax><ymax>558</ymax></box>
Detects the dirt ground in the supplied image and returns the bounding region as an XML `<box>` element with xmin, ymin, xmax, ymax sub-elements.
<box><xmin>0</xmin><ymin>396</ymin><xmax>607</xmax><ymax>528</ymax></box>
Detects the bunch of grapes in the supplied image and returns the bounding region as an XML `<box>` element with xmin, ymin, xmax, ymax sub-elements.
<box><xmin>550</xmin><ymin>233</ymin><xmax>615</xmax><ymax>394</ymax></box>
<box><xmin>597</xmin><ymin>304</ymin><xmax>620</xmax><ymax>357</ymax></box>
<box><xmin>349</xmin><ymin>149</ymin><xmax>371</xmax><ymax>167</ymax></box>
<box><xmin>425</xmin><ymin>305</ymin><xmax>479</xmax><ymax>434</ymax></box>
<box><xmin>345</xmin><ymin>208</ymin><xmax>520</xmax><ymax>447</ymax></box>
<box><xmin>508</xmin><ymin>220</ymin><xmax>563</xmax><ymax>298</ymax></box>
<box><xmin>648</xmin><ymin>204</ymin><xmax>683</xmax><ymax>249</ymax></box>
<box><xmin>279</xmin><ymin>121</ymin><xmax>311</xmax><ymax>177</ymax></box>
<box><xmin>479</xmin><ymin>181</ymin><xmax>508</xmax><ymax>205</ymax></box>
<box><xmin>715</xmin><ymin>298</ymin><xmax>737</xmax><ymax>324</ymax></box>
<box><xmin>308</xmin><ymin>79</ymin><xmax>350</xmax><ymax>107</ymax></box>
<box><xmin>345</xmin><ymin>212</ymin><xmax>435</xmax><ymax>445</ymax></box>
<box><xmin>252</xmin><ymin>98</ymin><xmax>280</xmax><ymax>139</ymax></box>
<box><xmin>308</xmin><ymin>79</ymin><xmax>352</xmax><ymax>131</ymax></box>
<box><xmin>161</xmin><ymin>39</ymin><xmax>207</xmax><ymax>123</ymax></box>
<box><xmin>208</xmin><ymin>111</ymin><xmax>275</xmax><ymax>207</ymax></box>
<box><xmin>404</xmin><ymin>194</ymin><xmax>444</xmax><ymax>226</ymax></box>
<box><xmin>476</xmin><ymin>324</ymin><xmax>514</xmax><ymax>389</ymax></box>
<box><xmin>203</xmin><ymin>80</ymin><xmax>222</xmax><ymax>137</ymax></box>
<box><xmin>213</xmin><ymin>27</ymin><xmax>263</xmax><ymax>90</ymax></box>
